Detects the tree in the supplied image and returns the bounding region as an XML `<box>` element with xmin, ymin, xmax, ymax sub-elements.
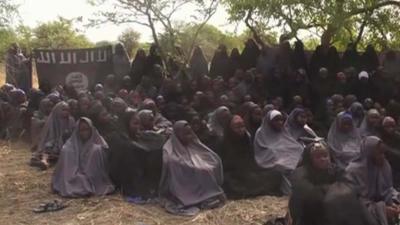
<box><xmin>118</xmin><ymin>28</ymin><xmax>141</xmax><ymax>58</ymax></box>
<box><xmin>89</xmin><ymin>0</ymin><xmax>219</xmax><ymax>71</ymax></box>
<box><xmin>159</xmin><ymin>23</ymin><xmax>243</xmax><ymax>61</ymax></box>
<box><xmin>0</xmin><ymin>0</ymin><xmax>19</xmax><ymax>27</ymax></box>
<box><xmin>0</xmin><ymin>28</ymin><xmax>16</xmax><ymax>61</ymax></box>
<box><xmin>31</xmin><ymin>17</ymin><xmax>93</xmax><ymax>49</ymax></box>
<box><xmin>223</xmin><ymin>0</ymin><xmax>400</xmax><ymax>50</ymax></box>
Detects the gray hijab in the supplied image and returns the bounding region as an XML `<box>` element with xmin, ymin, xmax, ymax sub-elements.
<box><xmin>36</xmin><ymin>101</ymin><xmax>75</xmax><ymax>156</ymax></box>
<box><xmin>159</xmin><ymin>121</ymin><xmax>224</xmax><ymax>207</ymax></box>
<box><xmin>284</xmin><ymin>108</ymin><xmax>317</xmax><ymax>141</ymax></box>
<box><xmin>52</xmin><ymin>117</ymin><xmax>115</xmax><ymax>197</ymax></box>
<box><xmin>327</xmin><ymin>112</ymin><xmax>362</xmax><ymax>168</ymax></box>
<box><xmin>346</xmin><ymin>136</ymin><xmax>398</xmax><ymax>225</ymax></box>
<box><xmin>254</xmin><ymin>110</ymin><xmax>304</xmax><ymax>171</ymax></box>
<box><xmin>207</xmin><ymin>106</ymin><xmax>230</xmax><ymax>138</ymax></box>
<box><xmin>348</xmin><ymin>102</ymin><xmax>365</xmax><ymax>128</ymax></box>
<box><xmin>359</xmin><ymin>109</ymin><xmax>381</xmax><ymax>138</ymax></box>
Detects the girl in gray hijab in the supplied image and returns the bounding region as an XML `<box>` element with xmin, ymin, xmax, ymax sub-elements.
<box><xmin>359</xmin><ymin>109</ymin><xmax>382</xmax><ymax>138</ymax></box>
<box><xmin>348</xmin><ymin>102</ymin><xmax>365</xmax><ymax>128</ymax></box>
<box><xmin>52</xmin><ymin>117</ymin><xmax>115</xmax><ymax>197</ymax></box>
<box><xmin>207</xmin><ymin>106</ymin><xmax>231</xmax><ymax>139</ymax></box>
<box><xmin>254</xmin><ymin>110</ymin><xmax>304</xmax><ymax>195</ymax></box>
<box><xmin>159</xmin><ymin>121</ymin><xmax>225</xmax><ymax>216</ymax></box>
<box><xmin>31</xmin><ymin>98</ymin><xmax>54</xmax><ymax>152</ymax></box>
<box><xmin>284</xmin><ymin>107</ymin><xmax>318</xmax><ymax>142</ymax></box>
<box><xmin>31</xmin><ymin>101</ymin><xmax>75</xmax><ymax>170</ymax></box>
<box><xmin>346</xmin><ymin>136</ymin><xmax>400</xmax><ymax>225</ymax></box>
<box><xmin>327</xmin><ymin>112</ymin><xmax>362</xmax><ymax>169</ymax></box>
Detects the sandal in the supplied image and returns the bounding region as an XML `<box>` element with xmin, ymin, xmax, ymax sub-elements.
<box><xmin>33</xmin><ymin>200</ymin><xmax>67</xmax><ymax>213</ymax></box>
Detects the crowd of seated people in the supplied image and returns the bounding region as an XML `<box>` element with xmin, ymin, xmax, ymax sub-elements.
<box><xmin>2</xmin><ymin>40</ymin><xmax>400</xmax><ymax>223</ymax></box>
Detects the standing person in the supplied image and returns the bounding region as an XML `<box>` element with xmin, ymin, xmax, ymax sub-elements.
<box><xmin>189</xmin><ymin>46</ymin><xmax>209</xmax><ymax>80</ymax></box>
<box><xmin>159</xmin><ymin>121</ymin><xmax>225</xmax><ymax>216</ymax></box>
<box><xmin>5</xmin><ymin>43</ymin><xmax>30</xmax><ymax>91</ymax></box>
<box><xmin>52</xmin><ymin>117</ymin><xmax>115</xmax><ymax>197</ymax></box>
<box><xmin>130</xmin><ymin>49</ymin><xmax>147</xmax><ymax>87</ymax></box>
<box><xmin>113</xmin><ymin>43</ymin><xmax>131</xmax><ymax>82</ymax></box>
<box><xmin>346</xmin><ymin>136</ymin><xmax>400</xmax><ymax>225</ymax></box>
<box><xmin>209</xmin><ymin>44</ymin><xmax>229</xmax><ymax>79</ymax></box>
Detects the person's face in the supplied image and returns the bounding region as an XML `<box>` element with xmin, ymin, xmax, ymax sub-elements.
<box><xmin>129</xmin><ymin>115</ymin><xmax>140</xmax><ymax>136</ymax></box>
<box><xmin>231</xmin><ymin>118</ymin><xmax>247</xmax><ymax>137</ymax></box>
<box><xmin>79</xmin><ymin>121</ymin><xmax>92</xmax><ymax>142</ymax></box>
<box><xmin>177</xmin><ymin>125</ymin><xmax>195</xmax><ymax>146</ymax></box>
<box><xmin>367</xmin><ymin>113</ymin><xmax>381</xmax><ymax>128</ymax></box>
<box><xmin>190</xmin><ymin>116</ymin><xmax>202</xmax><ymax>132</ymax></box>
<box><xmin>311</xmin><ymin>149</ymin><xmax>331</xmax><ymax>170</ymax></box>
<box><xmin>217</xmin><ymin>110</ymin><xmax>232</xmax><ymax>125</ymax></box>
<box><xmin>141</xmin><ymin>115</ymin><xmax>154</xmax><ymax>130</ymax></box>
<box><xmin>228</xmin><ymin>78</ymin><xmax>238</xmax><ymax>89</ymax></box>
<box><xmin>251</xmin><ymin>107</ymin><xmax>263</xmax><ymax>123</ymax></box>
<box><xmin>43</xmin><ymin>101</ymin><xmax>54</xmax><ymax>115</ymax></box>
<box><xmin>371</xmin><ymin>143</ymin><xmax>386</xmax><ymax>167</ymax></box>
<box><xmin>270</xmin><ymin>116</ymin><xmax>284</xmax><ymax>131</ymax></box>
<box><xmin>339</xmin><ymin>118</ymin><xmax>354</xmax><ymax>133</ymax></box>
<box><xmin>319</xmin><ymin>70</ymin><xmax>329</xmax><ymax>79</ymax></box>
<box><xmin>384</xmin><ymin>122</ymin><xmax>396</xmax><ymax>135</ymax></box>
<box><xmin>296</xmin><ymin>112</ymin><xmax>308</xmax><ymax>126</ymax></box>
<box><xmin>79</xmin><ymin>98</ymin><xmax>91</xmax><ymax>113</ymax></box>
<box><xmin>98</xmin><ymin>109</ymin><xmax>111</xmax><ymax>124</ymax></box>
<box><xmin>60</xmin><ymin>105</ymin><xmax>70</xmax><ymax>119</ymax></box>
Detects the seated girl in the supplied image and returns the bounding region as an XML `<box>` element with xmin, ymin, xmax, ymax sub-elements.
<box><xmin>159</xmin><ymin>121</ymin><xmax>225</xmax><ymax>216</ymax></box>
<box><xmin>346</xmin><ymin>136</ymin><xmax>400</xmax><ymax>225</ymax></box>
<box><xmin>30</xmin><ymin>101</ymin><xmax>75</xmax><ymax>170</ymax></box>
<box><xmin>327</xmin><ymin>112</ymin><xmax>362</xmax><ymax>168</ymax></box>
<box><xmin>220</xmin><ymin>115</ymin><xmax>281</xmax><ymax>199</ymax></box>
<box><xmin>254</xmin><ymin>110</ymin><xmax>304</xmax><ymax>195</ymax></box>
<box><xmin>31</xmin><ymin>98</ymin><xmax>53</xmax><ymax>152</ymax></box>
<box><xmin>284</xmin><ymin>107</ymin><xmax>318</xmax><ymax>142</ymax></box>
<box><xmin>290</xmin><ymin>142</ymin><xmax>344</xmax><ymax>225</ymax></box>
<box><xmin>52</xmin><ymin>117</ymin><xmax>115</xmax><ymax>197</ymax></box>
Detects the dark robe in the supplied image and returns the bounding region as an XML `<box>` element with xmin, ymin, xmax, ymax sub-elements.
<box><xmin>240</xmin><ymin>39</ymin><xmax>260</xmax><ymax>71</ymax></box>
<box><xmin>130</xmin><ymin>49</ymin><xmax>147</xmax><ymax>87</ymax></box>
<box><xmin>361</xmin><ymin>45</ymin><xmax>380</xmax><ymax>73</ymax></box>
<box><xmin>209</xmin><ymin>45</ymin><xmax>230</xmax><ymax>79</ymax></box>
<box><xmin>220</xmin><ymin>128</ymin><xmax>281</xmax><ymax>199</ymax></box>
<box><xmin>108</xmin><ymin>129</ymin><xmax>166</xmax><ymax>198</ymax></box>
<box><xmin>227</xmin><ymin>48</ymin><xmax>242</xmax><ymax>81</ymax></box>
<box><xmin>189</xmin><ymin>46</ymin><xmax>209</xmax><ymax>80</ymax></box>
<box><xmin>291</xmin><ymin>41</ymin><xmax>308</xmax><ymax>72</ymax></box>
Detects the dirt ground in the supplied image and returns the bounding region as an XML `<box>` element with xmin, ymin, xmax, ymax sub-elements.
<box><xmin>0</xmin><ymin>141</ymin><xmax>287</xmax><ymax>225</ymax></box>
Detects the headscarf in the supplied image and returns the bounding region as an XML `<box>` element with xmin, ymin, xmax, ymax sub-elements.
<box><xmin>284</xmin><ymin>108</ymin><xmax>317</xmax><ymax>141</ymax></box>
<box><xmin>346</xmin><ymin>136</ymin><xmax>396</xmax><ymax>205</ymax></box>
<box><xmin>254</xmin><ymin>110</ymin><xmax>304</xmax><ymax>171</ymax></box>
<box><xmin>190</xmin><ymin>46</ymin><xmax>209</xmax><ymax>79</ymax></box>
<box><xmin>348</xmin><ymin>102</ymin><xmax>365</xmax><ymax>128</ymax></box>
<box><xmin>52</xmin><ymin>117</ymin><xmax>114</xmax><ymax>197</ymax></box>
<box><xmin>327</xmin><ymin>112</ymin><xmax>361</xmax><ymax>168</ymax></box>
<box><xmin>36</xmin><ymin>101</ymin><xmax>75</xmax><ymax>157</ymax></box>
<box><xmin>159</xmin><ymin>121</ymin><xmax>224</xmax><ymax>207</ymax></box>
<box><xmin>359</xmin><ymin>109</ymin><xmax>381</xmax><ymax>138</ymax></box>
<box><xmin>207</xmin><ymin>106</ymin><xmax>230</xmax><ymax>138</ymax></box>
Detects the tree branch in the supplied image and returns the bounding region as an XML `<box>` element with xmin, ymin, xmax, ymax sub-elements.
<box><xmin>351</xmin><ymin>1</ymin><xmax>400</xmax><ymax>15</ymax></box>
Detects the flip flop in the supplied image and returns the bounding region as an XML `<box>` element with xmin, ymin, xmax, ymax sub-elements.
<box><xmin>33</xmin><ymin>200</ymin><xmax>67</xmax><ymax>213</ymax></box>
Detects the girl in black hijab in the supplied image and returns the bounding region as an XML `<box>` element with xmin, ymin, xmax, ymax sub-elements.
<box><xmin>227</xmin><ymin>48</ymin><xmax>242</xmax><ymax>81</ymax></box>
<box><xmin>361</xmin><ymin>45</ymin><xmax>380</xmax><ymax>73</ymax></box>
<box><xmin>130</xmin><ymin>49</ymin><xmax>147</xmax><ymax>87</ymax></box>
<box><xmin>209</xmin><ymin>44</ymin><xmax>230</xmax><ymax>79</ymax></box>
<box><xmin>240</xmin><ymin>39</ymin><xmax>260</xmax><ymax>71</ymax></box>
<box><xmin>291</xmin><ymin>40</ymin><xmax>308</xmax><ymax>72</ymax></box>
<box><xmin>189</xmin><ymin>46</ymin><xmax>209</xmax><ymax>80</ymax></box>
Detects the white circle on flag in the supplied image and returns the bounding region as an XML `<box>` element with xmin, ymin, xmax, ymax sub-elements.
<box><xmin>65</xmin><ymin>72</ymin><xmax>89</xmax><ymax>93</ymax></box>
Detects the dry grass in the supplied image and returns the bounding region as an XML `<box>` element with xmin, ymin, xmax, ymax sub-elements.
<box><xmin>0</xmin><ymin>142</ymin><xmax>287</xmax><ymax>225</ymax></box>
